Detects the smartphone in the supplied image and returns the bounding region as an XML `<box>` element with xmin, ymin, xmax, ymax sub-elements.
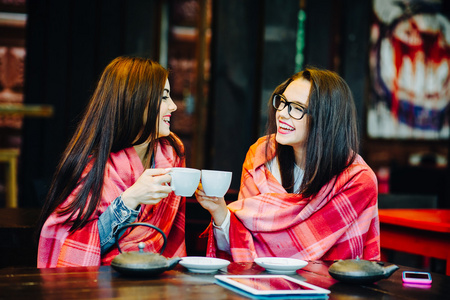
<box><xmin>402</xmin><ymin>271</ymin><xmax>432</xmax><ymax>285</ymax></box>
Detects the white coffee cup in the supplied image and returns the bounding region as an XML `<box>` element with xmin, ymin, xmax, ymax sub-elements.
<box><xmin>170</xmin><ymin>167</ymin><xmax>201</xmax><ymax>197</ymax></box>
<box><xmin>201</xmin><ymin>169</ymin><xmax>232</xmax><ymax>197</ymax></box>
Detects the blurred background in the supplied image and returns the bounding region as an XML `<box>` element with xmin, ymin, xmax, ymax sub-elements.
<box><xmin>0</xmin><ymin>0</ymin><xmax>449</xmax><ymax>270</ymax></box>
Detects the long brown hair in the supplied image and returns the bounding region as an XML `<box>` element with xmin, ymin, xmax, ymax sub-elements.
<box><xmin>266</xmin><ymin>67</ymin><xmax>358</xmax><ymax>197</ymax></box>
<box><xmin>37</xmin><ymin>56</ymin><xmax>182</xmax><ymax>235</ymax></box>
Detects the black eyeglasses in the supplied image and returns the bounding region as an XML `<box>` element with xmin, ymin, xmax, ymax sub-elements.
<box><xmin>272</xmin><ymin>94</ymin><xmax>308</xmax><ymax>120</ymax></box>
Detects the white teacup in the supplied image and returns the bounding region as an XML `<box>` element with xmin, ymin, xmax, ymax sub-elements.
<box><xmin>170</xmin><ymin>167</ymin><xmax>201</xmax><ymax>197</ymax></box>
<box><xmin>201</xmin><ymin>169</ymin><xmax>232</xmax><ymax>197</ymax></box>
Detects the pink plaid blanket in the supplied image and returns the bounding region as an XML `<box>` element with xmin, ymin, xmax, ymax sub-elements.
<box><xmin>206</xmin><ymin>135</ymin><xmax>380</xmax><ymax>262</ymax></box>
<box><xmin>38</xmin><ymin>136</ymin><xmax>186</xmax><ymax>267</ymax></box>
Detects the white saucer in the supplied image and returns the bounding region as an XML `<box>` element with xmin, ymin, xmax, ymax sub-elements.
<box><xmin>179</xmin><ymin>256</ymin><xmax>230</xmax><ymax>273</ymax></box>
<box><xmin>254</xmin><ymin>257</ymin><xmax>308</xmax><ymax>274</ymax></box>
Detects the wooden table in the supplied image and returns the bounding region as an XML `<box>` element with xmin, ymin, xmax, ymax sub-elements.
<box><xmin>378</xmin><ymin>209</ymin><xmax>450</xmax><ymax>276</ymax></box>
<box><xmin>0</xmin><ymin>261</ymin><xmax>448</xmax><ymax>299</ymax></box>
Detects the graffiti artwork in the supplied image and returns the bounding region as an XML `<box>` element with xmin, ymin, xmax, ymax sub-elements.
<box><xmin>368</xmin><ymin>0</ymin><xmax>450</xmax><ymax>139</ymax></box>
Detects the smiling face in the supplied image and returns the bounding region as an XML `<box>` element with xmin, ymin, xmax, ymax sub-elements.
<box><xmin>275</xmin><ymin>78</ymin><xmax>311</xmax><ymax>152</ymax></box>
<box><xmin>157</xmin><ymin>79</ymin><xmax>177</xmax><ymax>138</ymax></box>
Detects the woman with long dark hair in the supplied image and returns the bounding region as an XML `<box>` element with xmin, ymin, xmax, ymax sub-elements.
<box><xmin>196</xmin><ymin>67</ymin><xmax>380</xmax><ymax>261</ymax></box>
<box><xmin>37</xmin><ymin>56</ymin><xmax>186</xmax><ymax>267</ymax></box>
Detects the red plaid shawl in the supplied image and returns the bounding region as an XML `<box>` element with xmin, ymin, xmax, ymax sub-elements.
<box><xmin>38</xmin><ymin>137</ymin><xmax>186</xmax><ymax>268</ymax></box>
<box><xmin>206</xmin><ymin>135</ymin><xmax>380</xmax><ymax>262</ymax></box>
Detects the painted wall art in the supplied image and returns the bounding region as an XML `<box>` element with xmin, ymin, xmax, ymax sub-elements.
<box><xmin>368</xmin><ymin>0</ymin><xmax>450</xmax><ymax>139</ymax></box>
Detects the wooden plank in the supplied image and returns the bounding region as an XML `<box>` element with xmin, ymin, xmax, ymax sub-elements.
<box><xmin>0</xmin><ymin>104</ymin><xmax>53</xmax><ymax>117</ymax></box>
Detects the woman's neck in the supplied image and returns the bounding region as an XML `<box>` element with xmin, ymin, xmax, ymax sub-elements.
<box><xmin>293</xmin><ymin>146</ymin><xmax>306</xmax><ymax>169</ymax></box>
<box><xmin>134</xmin><ymin>142</ymin><xmax>152</xmax><ymax>167</ymax></box>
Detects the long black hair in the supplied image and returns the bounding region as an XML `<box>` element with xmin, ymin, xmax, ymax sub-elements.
<box><xmin>37</xmin><ymin>56</ymin><xmax>183</xmax><ymax>236</ymax></box>
<box><xmin>266</xmin><ymin>67</ymin><xmax>359</xmax><ymax>197</ymax></box>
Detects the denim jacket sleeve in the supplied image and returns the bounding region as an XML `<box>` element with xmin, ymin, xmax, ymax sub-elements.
<box><xmin>98</xmin><ymin>195</ymin><xmax>140</xmax><ymax>254</ymax></box>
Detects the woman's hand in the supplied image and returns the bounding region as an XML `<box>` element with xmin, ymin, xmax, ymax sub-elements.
<box><xmin>121</xmin><ymin>168</ymin><xmax>173</xmax><ymax>210</ymax></box>
<box><xmin>195</xmin><ymin>183</ymin><xmax>228</xmax><ymax>226</ymax></box>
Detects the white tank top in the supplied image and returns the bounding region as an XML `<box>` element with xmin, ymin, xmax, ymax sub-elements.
<box><xmin>266</xmin><ymin>157</ymin><xmax>304</xmax><ymax>192</ymax></box>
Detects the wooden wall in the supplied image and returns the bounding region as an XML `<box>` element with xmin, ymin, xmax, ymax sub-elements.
<box><xmin>205</xmin><ymin>0</ymin><xmax>264</xmax><ymax>189</ymax></box>
<box><xmin>20</xmin><ymin>0</ymin><xmax>162</xmax><ymax>206</ymax></box>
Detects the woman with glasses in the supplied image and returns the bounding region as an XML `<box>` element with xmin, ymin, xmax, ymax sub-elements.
<box><xmin>195</xmin><ymin>67</ymin><xmax>380</xmax><ymax>262</ymax></box>
<box><xmin>37</xmin><ymin>56</ymin><xmax>186</xmax><ymax>267</ymax></box>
